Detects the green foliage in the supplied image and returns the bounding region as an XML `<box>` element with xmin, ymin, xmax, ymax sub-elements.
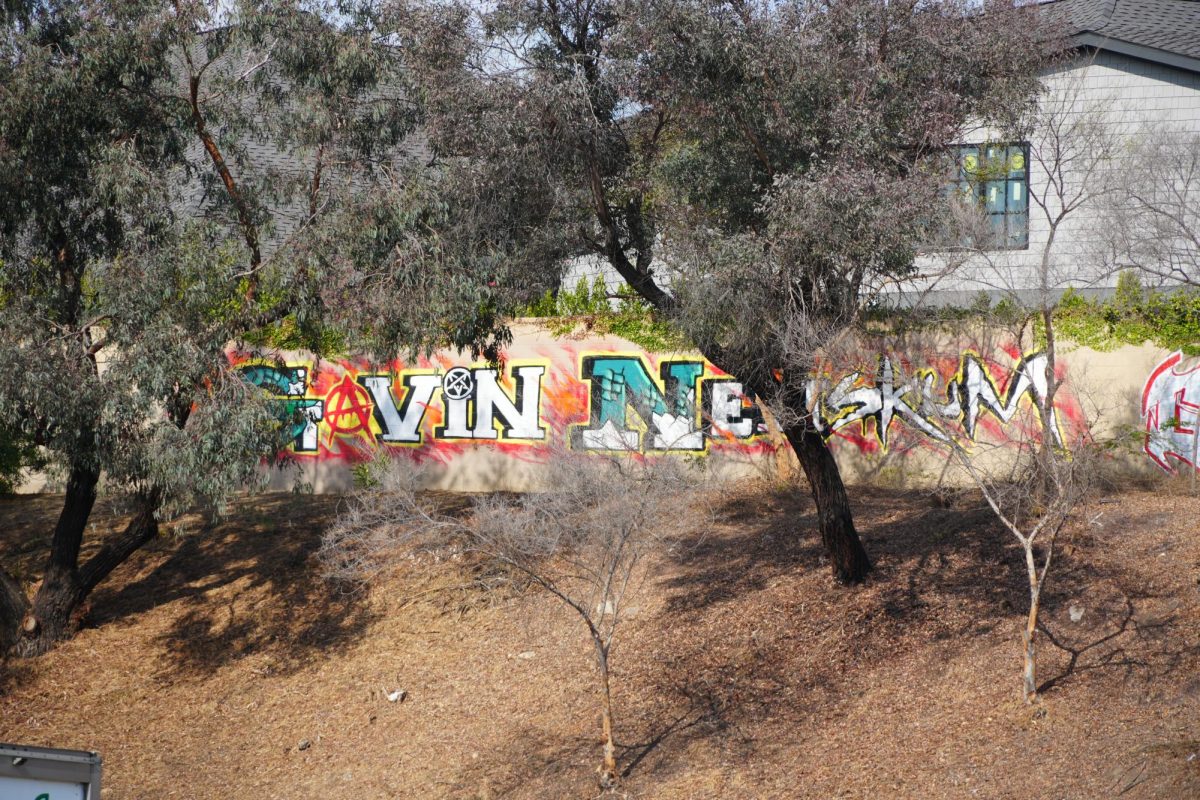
<box><xmin>0</xmin><ymin>424</ymin><xmax>41</xmax><ymax>495</ymax></box>
<box><xmin>1054</xmin><ymin>274</ymin><xmax>1200</xmax><ymax>354</ymax></box>
<box><xmin>517</xmin><ymin>277</ymin><xmax>691</xmax><ymax>352</ymax></box>
<box><xmin>862</xmin><ymin>290</ymin><xmax>1027</xmax><ymax>335</ymax></box>
<box><xmin>398</xmin><ymin>0</ymin><xmax>1048</xmax><ymax>401</ymax></box>
<box><xmin>350</xmin><ymin>455</ymin><xmax>392</xmax><ymax>491</ymax></box>
<box><xmin>521</xmin><ymin>275</ymin><xmax>611</xmax><ymax>317</ymax></box>
<box><xmin>0</xmin><ymin>1</ymin><xmax>445</xmax><ymax>517</ymax></box>
<box><xmin>0</xmin><ymin>1</ymin><xmax>520</xmax><ymax>644</ymax></box>
<box><xmin>864</xmin><ymin>273</ymin><xmax>1200</xmax><ymax>354</ymax></box>
<box><xmin>242</xmin><ymin>315</ymin><xmax>349</xmax><ymax>358</ymax></box>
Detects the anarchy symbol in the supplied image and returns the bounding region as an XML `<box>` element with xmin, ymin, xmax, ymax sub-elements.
<box><xmin>324</xmin><ymin>374</ymin><xmax>374</xmax><ymax>438</ymax></box>
<box><xmin>442</xmin><ymin>367</ymin><xmax>475</xmax><ymax>401</ymax></box>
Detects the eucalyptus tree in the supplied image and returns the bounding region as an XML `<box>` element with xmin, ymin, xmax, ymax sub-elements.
<box><xmin>395</xmin><ymin>0</ymin><xmax>1049</xmax><ymax>582</ymax></box>
<box><xmin>0</xmin><ymin>0</ymin><xmax>537</xmax><ymax>655</ymax></box>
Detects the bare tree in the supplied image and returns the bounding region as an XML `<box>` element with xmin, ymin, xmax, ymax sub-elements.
<box><xmin>881</xmin><ymin>59</ymin><xmax>1119</xmax><ymax>699</ymax></box>
<box><xmin>320</xmin><ymin>447</ymin><xmax>707</xmax><ymax>787</ymax></box>
<box><xmin>1098</xmin><ymin>130</ymin><xmax>1200</xmax><ymax>288</ymax></box>
<box><xmin>1021</xmin><ymin>61</ymin><xmax>1124</xmax><ymax>444</ymax></box>
<box><xmin>935</xmin><ymin>55</ymin><xmax>1122</xmax><ymax>456</ymax></box>
<box><xmin>940</xmin><ymin>417</ymin><xmax>1096</xmax><ymax>703</ymax></box>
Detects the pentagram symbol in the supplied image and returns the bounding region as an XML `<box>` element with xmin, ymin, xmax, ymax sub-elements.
<box><xmin>442</xmin><ymin>367</ymin><xmax>475</xmax><ymax>401</ymax></box>
<box><xmin>324</xmin><ymin>374</ymin><xmax>374</xmax><ymax>438</ymax></box>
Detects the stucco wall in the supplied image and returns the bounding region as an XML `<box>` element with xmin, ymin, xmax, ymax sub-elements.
<box><xmin>17</xmin><ymin>322</ymin><xmax>1193</xmax><ymax>493</ymax></box>
<box><xmin>225</xmin><ymin>324</ymin><xmax>1195</xmax><ymax>491</ymax></box>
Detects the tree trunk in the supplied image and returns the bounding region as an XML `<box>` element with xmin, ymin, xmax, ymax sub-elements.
<box><xmin>595</xmin><ymin>641</ymin><xmax>618</xmax><ymax>787</ymax></box>
<box><xmin>784</xmin><ymin>419</ymin><xmax>872</xmax><ymax>584</ymax></box>
<box><xmin>12</xmin><ymin>478</ymin><xmax>159</xmax><ymax>658</ymax></box>
<box><xmin>9</xmin><ymin>463</ymin><xmax>98</xmax><ymax>654</ymax></box>
<box><xmin>695</xmin><ymin>351</ymin><xmax>872</xmax><ymax>586</ymax></box>
<box><xmin>1023</xmin><ymin>574</ymin><xmax>1042</xmax><ymax>704</ymax></box>
<box><xmin>0</xmin><ymin>567</ymin><xmax>30</xmax><ymax>653</ymax></box>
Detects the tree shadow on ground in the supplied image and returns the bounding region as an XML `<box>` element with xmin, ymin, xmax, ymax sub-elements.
<box><xmin>662</xmin><ymin>485</ymin><xmax>1021</xmax><ymax>621</ymax></box>
<box><xmin>86</xmin><ymin>493</ymin><xmax>377</xmax><ymax>679</ymax></box>
<box><xmin>0</xmin><ymin>658</ymin><xmax>35</xmax><ymax>698</ymax></box>
<box><xmin>611</xmin><ymin>484</ymin><xmax>1200</xmax><ymax>789</ymax></box>
<box><xmin>440</xmin><ymin>725</ymin><xmax>598</xmax><ymax>799</ymax></box>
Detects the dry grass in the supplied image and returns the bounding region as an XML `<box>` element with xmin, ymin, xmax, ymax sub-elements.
<box><xmin>2</xmin><ymin>481</ymin><xmax>1199</xmax><ymax>799</ymax></box>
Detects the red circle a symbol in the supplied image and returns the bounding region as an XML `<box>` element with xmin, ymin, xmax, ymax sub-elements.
<box><xmin>324</xmin><ymin>374</ymin><xmax>374</xmax><ymax>437</ymax></box>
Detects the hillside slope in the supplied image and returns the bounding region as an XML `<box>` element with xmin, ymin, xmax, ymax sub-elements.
<box><xmin>2</xmin><ymin>485</ymin><xmax>1198</xmax><ymax>798</ymax></box>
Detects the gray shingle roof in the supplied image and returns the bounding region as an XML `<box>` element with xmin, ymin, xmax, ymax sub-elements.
<box><xmin>1042</xmin><ymin>0</ymin><xmax>1200</xmax><ymax>62</ymax></box>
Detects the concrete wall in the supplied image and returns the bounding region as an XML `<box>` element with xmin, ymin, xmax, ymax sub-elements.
<box><xmin>212</xmin><ymin>322</ymin><xmax>1191</xmax><ymax>492</ymax></box>
<box><xmin>239</xmin><ymin>322</ymin><xmax>789</xmax><ymax>492</ymax></box>
<box><xmin>16</xmin><ymin>322</ymin><xmax>1191</xmax><ymax>493</ymax></box>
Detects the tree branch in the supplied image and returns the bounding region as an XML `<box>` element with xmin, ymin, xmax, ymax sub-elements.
<box><xmin>77</xmin><ymin>493</ymin><xmax>160</xmax><ymax>596</ymax></box>
<box><xmin>183</xmin><ymin>52</ymin><xmax>262</xmax><ymax>292</ymax></box>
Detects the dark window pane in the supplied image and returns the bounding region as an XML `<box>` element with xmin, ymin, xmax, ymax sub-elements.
<box><xmin>985</xmin><ymin>181</ymin><xmax>1006</xmax><ymax>213</ymax></box>
<box><xmin>1007</xmin><ymin>211</ymin><xmax>1029</xmax><ymax>248</ymax></box>
<box><xmin>988</xmin><ymin>212</ymin><xmax>1006</xmax><ymax>245</ymax></box>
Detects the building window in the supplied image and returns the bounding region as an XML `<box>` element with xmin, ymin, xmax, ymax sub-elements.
<box><xmin>952</xmin><ymin>142</ymin><xmax>1029</xmax><ymax>250</ymax></box>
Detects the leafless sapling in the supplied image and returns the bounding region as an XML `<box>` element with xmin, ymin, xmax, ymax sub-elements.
<box><xmin>320</xmin><ymin>447</ymin><xmax>707</xmax><ymax>786</ymax></box>
<box><xmin>930</xmin><ymin>386</ymin><xmax>1096</xmax><ymax>703</ymax></box>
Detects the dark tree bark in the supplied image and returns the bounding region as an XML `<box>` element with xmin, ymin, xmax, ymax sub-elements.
<box><xmin>0</xmin><ymin>567</ymin><xmax>30</xmax><ymax>653</ymax></box>
<box><xmin>5</xmin><ymin>465</ymin><xmax>160</xmax><ymax>657</ymax></box>
<box><xmin>697</xmin><ymin>353</ymin><xmax>873</xmax><ymax>585</ymax></box>
<box><xmin>12</xmin><ymin>463</ymin><xmax>99</xmax><ymax>649</ymax></box>
<box><xmin>784</xmin><ymin>418</ymin><xmax>873</xmax><ymax>584</ymax></box>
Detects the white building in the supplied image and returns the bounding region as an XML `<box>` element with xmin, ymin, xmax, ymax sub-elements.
<box><xmin>911</xmin><ymin>0</ymin><xmax>1200</xmax><ymax>305</ymax></box>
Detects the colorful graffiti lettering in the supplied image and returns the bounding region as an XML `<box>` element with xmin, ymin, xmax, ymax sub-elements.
<box><xmin>570</xmin><ymin>355</ymin><xmax>755</xmax><ymax>451</ymax></box>
<box><xmin>240</xmin><ymin>360</ymin><xmax>549</xmax><ymax>452</ymax></box>
<box><xmin>814</xmin><ymin>351</ymin><xmax>1070</xmax><ymax>452</ymax></box>
<box><xmin>1142</xmin><ymin>350</ymin><xmax>1200</xmax><ymax>472</ymax></box>
<box><xmin>237</xmin><ymin>364</ymin><xmax>322</xmax><ymax>452</ymax></box>
<box><xmin>324</xmin><ymin>375</ymin><xmax>375</xmax><ymax>442</ymax></box>
<box><xmin>233</xmin><ymin>343</ymin><xmax>1081</xmax><ymax>463</ymax></box>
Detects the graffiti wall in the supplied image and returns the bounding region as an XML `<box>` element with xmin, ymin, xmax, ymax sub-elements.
<box><xmin>811</xmin><ymin>347</ymin><xmax>1088</xmax><ymax>459</ymax></box>
<box><xmin>1142</xmin><ymin>350</ymin><xmax>1200</xmax><ymax>473</ymax></box>
<box><xmin>10</xmin><ymin>327</ymin><xmax>1180</xmax><ymax>494</ymax></box>
<box><xmin>228</xmin><ymin>325</ymin><xmax>1118</xmax><ymax>491</ymax></box>
<box><xmin>232</xmin><ymin>347</ymin><xmax>774</xmax><ymax>463</ymax></box>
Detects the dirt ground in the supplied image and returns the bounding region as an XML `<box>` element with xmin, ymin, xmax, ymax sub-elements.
<box><xmin>2</xmin><ymin>480</ymin><xmax>1200</xmax><ymax>799</ymax></box>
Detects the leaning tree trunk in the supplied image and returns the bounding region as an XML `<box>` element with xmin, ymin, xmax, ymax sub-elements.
<box><xmin>784</xmin><ymin>418</ymin><xmax>873</xmax><ymax>584</ymax></box>
<box><xmin>13</xmin><ymin>463</ymin><xmax>101</xmax><ymax>655</ymax></box>
<box><xmin>697</xmin><ymin>353</ymin><xmax>873</xmax><ymax>585</ymax></box>
<box><xmin>6</xmin><ymin>464</ymin><xmax>160</xmax><ymax>658</ymax></box>
<box><xmin>0</xmin><ymin>568</ymin><xmax>29</xmax><ymax>653</ymax></box>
